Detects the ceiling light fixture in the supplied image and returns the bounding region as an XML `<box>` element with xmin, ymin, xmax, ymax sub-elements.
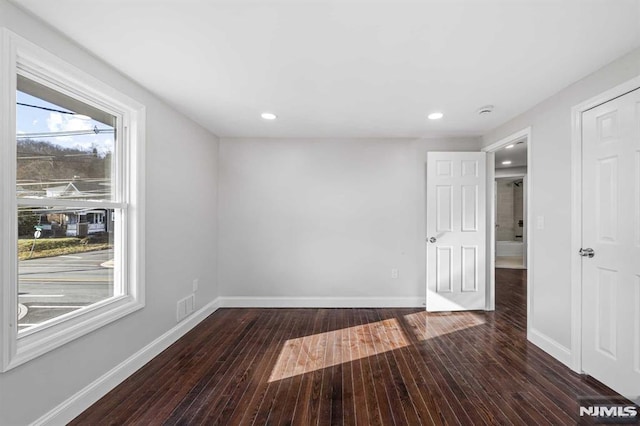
<box><xmin>428</xmin><ymin>112</ymin><xmax>443</xmax><ymax>120</ymax></box>
<box><xmin>261</xmin><ymin>112</ymin><xmax>277</xmax><ymax>120</ymax></box>
<box><xmin>502</xmin><ymin>161</ymin><xmax>512</xmax><ymax>165</ymax></box>
<box><xmin>505</xmin><ymin>144</ymin><xmax>514</xmax><ymax>149</ymax></box>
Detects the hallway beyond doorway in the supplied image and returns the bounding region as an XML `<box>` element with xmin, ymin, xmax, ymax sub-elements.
<box><xmin>496</xmin><ymin>256</ymin><xmax>526</xmax><ymax>269</ymax></box>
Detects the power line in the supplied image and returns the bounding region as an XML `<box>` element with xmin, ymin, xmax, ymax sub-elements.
<box><xmin>16</xmin><ymin>127</ymin><xmax>114</xmax><ymax>139</ymax></box>
<box><xmin>17</xmin><ymin>102</ymin><xmax>74</xmax><ymax>115</ymax></box>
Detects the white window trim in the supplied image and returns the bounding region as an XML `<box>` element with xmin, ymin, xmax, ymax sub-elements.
<box><xmin>0</xmin><ymin>29</ymin><xmax>146</xmax><ymax>372</ymax></box>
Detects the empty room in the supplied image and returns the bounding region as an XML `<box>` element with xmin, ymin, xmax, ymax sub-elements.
<box><xmin>1</xmin><ymin>0</ymin><xmax>640</xmax><ymax>424</ymax></box>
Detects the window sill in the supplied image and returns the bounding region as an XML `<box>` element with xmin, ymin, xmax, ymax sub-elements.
<box><xmin>3</xmin><ymin>296</ymin><xmax>144</xmax><ymax>372</ymax></box>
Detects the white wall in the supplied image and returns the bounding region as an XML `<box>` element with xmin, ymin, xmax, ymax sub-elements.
<box><xmin>218</xmin><ymin>137</ymin><xmax>479</xmax><ymax>305</ymax></box>
<box><xmin>482</xmin><ymin>47</ymin><xmax>640</xmax><ymax>364</ymax></box>
<box><xmin>495</xmin><ymin>166</ymin><xmax>527</xmax><ymax>177</ymax></box>
<box><xmin>0</xmin><ymin>1</ymin><xmax>220</xmax><ymax>424</ymax></box>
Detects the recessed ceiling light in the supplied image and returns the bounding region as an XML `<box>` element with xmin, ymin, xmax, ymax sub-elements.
<box><xmin>505</xmin><ymin>144</ymin><xmax>514</xmax><ymax>149</ymax></box>
<box><xmin>261</xmin><ymin>112</ymin><xmax>277</xmax><ymax>120</ymax></box>
<box><xmin>428</xmin><ymin>112</ymin><xmax>443</xmax><ymax>120</ymax></box>
<box><xmin>502</xmin><ymin>161</ymin><xmax>512</xmax><ymax>165</ymax></box>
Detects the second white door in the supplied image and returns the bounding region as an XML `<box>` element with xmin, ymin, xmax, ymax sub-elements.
<box><xmin>581</xmin><ymin>87</ymin><xmax>640</xmax><ymax>403</ymax></box>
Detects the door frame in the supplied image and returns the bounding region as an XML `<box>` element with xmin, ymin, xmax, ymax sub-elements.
<box><xmin>482</xmin><ymin>127</ymin><xmax>532</xmax><ymax>321</ymax></box>
<box><xmin>570</xmin><ymin>75</ymin><xmax>640</xmax><ymax>373</ymax></box>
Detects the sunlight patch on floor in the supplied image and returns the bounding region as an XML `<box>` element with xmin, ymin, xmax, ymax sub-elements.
<box><xmin>268</xmin><ymin>318</ymin><xmax>408</xmax><ymax>383</ymax></box>
<box><xmin>404</xmin><ymin>311</ymin><xmax>486</xmax><ymax>341</ymax></box>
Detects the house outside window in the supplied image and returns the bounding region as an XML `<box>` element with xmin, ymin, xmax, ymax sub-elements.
<box><xmin>0</xmin><ymin>31</ymin><xmax>146</xmax><ymax>371</ymax></box>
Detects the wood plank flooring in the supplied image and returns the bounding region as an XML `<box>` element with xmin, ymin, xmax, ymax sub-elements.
<box><xmin>72</xmin><ymin>269</ymin><xmax>623</xmax><ymax>425</ymax></box>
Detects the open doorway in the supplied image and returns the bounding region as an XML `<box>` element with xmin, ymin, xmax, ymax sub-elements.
<box><xmin>494</xmin><ymin>139</ymin><xmax>527</xmax><ymax>270</ymax></box>
<box><xmin>483</xmin><ymin>128</ymin><xmax>531</xmax><ymax>314</ymax></box>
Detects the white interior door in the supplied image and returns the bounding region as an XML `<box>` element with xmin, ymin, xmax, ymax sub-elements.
<box><xmin>581</xmin><ymin>87</ymin><xmax>640</xmax><ymax>403</ymax></box>
<box><xmin>426</xmin><ymin>152</ymin><xmax>486</xmax><ymax>311</ymax></box>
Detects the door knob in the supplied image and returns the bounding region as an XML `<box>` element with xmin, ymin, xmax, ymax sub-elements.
<box><xmin>428</xmin><ymin>237</ymin><xmax>437</xmax><ymax>243</ymax></box>
<box><xmin>579</xmin><ymin>248</ymin><xmax>595</xmax><ymax>258</ymax></box>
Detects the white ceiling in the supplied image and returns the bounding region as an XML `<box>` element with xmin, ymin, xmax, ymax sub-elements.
<box><xmin>12</xmin><ymin>0</ymin><xmax>640</xmax><ymax>138</ymax></box>
<box><xmin>495</xmin><ymin>140</ymin><xmax>527</xmax><ymax>169</ymax></box>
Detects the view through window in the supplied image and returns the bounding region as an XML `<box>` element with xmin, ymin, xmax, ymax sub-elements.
<box><xmin>17</xmin><ymin>76</ymin><xmax>119</xmax><ymax>332</ymax></box>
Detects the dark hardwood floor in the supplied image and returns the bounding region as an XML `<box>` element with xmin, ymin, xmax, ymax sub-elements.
<box><xmin>72</xmin><ymin>269</ymin><xmax>622</xmax><ymax>425</ymax></box>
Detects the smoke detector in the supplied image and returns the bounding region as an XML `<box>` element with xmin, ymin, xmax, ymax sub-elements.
<box><xmin>477</xmin><ymin>105</ymin><xmax>494</xmax><ymax>115</ymax></box>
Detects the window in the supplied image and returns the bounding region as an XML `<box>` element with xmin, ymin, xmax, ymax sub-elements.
<box><xmin>1</xmin><ymin>31</ymin><xmax>145</xmax><ymax>371</ymax></box>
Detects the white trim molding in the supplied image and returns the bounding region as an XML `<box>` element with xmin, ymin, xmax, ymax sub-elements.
<box><xmin>0</xmin><ymin>27</ymin><xmax>17</xmax><ymax>373</ymax></box>
<box><xmin>219</xmin><ymin>296</ymin><xmax>424</xmax><ymax>308</ymax></box>
<box><xmin>482</xmin><ymin>127</ymin><xmax>530</xmax><ymax>153</ymax></box>
<box><xmin>570</xmin><ymin>74</ymin><xmax>640</xmax><ymax>374</ymax></box>
<box><xmin>529</xmin><ymin>327</ymin><xmax>573</xmax><ymax>368</ymax></box>
<box><xmin>31</xmin><ymin>298</ymin><xmax>221</xmax><ymax>426</ymax></box>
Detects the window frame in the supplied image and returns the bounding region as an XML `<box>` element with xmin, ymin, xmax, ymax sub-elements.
<box><xmin>1</xmin><ymin>30</ymin><xmax>146</xmax><ymax>372</ymax></box>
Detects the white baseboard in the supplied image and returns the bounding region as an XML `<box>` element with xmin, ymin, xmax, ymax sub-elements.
<box><xmin>32</xmin><ymin>297</ymin><xmax>221</xmax><ymax>426</ymax></box>
<box><xmin>528</xmin><ymin>327</ymin><xmax>573</xmax><ymax>369</ymax></box>
<box><xmin>219</xmin><ymin>296</ymin><xmax>423</xmax><ymax>308</ymax></box>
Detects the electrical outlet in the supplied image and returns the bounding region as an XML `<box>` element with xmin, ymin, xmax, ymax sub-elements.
<box><xmin>193</xmin><ymin>278</ymin><xmax>199</xmax><ymax>292</ymax></box>
<box><xmin>391</xmin><ymin>268</ymin><xmax>399</xmax><ymax>279</ymax></box>
<box><xmin>536</xmin><ymin>216</ymin><xmax>545</xmax><ymax>230</ymax></box>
